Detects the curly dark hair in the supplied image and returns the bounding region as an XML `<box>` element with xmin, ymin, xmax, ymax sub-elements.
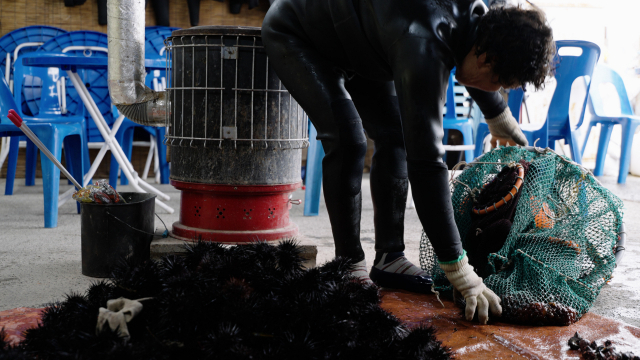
<box><xmin>475</xmin><ymin>5</ymin><xmax>555</xmax><ymax>90</ymax></box>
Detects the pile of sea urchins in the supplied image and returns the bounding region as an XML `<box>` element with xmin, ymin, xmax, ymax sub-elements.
<box><xmin>0</xmin><ymin>241</ymin><xmax>452</xmax><ymax>360</ymax></box>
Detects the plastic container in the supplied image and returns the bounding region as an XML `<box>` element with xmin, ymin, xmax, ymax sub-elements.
<box><xmin>81</xmin><ymin>192</ymin><xmax>156</xmax><ymax>277</ymax></box>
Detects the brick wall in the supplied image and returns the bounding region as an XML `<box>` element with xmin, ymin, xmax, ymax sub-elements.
<box><xmin>0</xmin><ymin>0</ymin><xmax>269</xmax><ymax>35</ymax></box>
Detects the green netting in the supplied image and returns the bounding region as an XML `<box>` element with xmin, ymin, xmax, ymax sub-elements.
<box><xmin>419</xmin><ymin>146</ymin><xmax>624</xmax><ymax>325</ymax></box>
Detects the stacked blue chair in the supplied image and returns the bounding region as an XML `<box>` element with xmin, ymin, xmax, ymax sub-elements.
<box><xmin>26</xmin><ymin>31</ymin><xmax>112</xmax><ymax>190</ymax></box>
<box><xmin>443</xmin><ymin>72</ymin><xmax>474</xmax><ymax>163</ymax></box>
<box><xmin>0</xmin><ymin>26</ymin><xmax>67</xmax><ymax>194</ymax></box>
<box><xmin>581</xmin><ymin>64</ymin><xmax>640</xmax><ymax>184</ymax></box>
<box><xmin>0</xmin><ymin>69</ymin><xmax>85</xmax><ymax>228</ymax></box>
<box><xmin>109</xmin><ymin>26</ymin><xmax>177</xmax><ymax>187</ymax></box>
<box><xmin>473</xmin><ymin>87</ymin><xmax>524</xmax><ymax>159</ymax></box>
<box><xmin>36</xmin><ymin>31</ymin><xmax>112</xmax><ymax>146</ymax></box>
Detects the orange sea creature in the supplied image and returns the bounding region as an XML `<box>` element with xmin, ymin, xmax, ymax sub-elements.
<box><xmin>532</xmin><ymin>198</ymin><xmax>555</xmax><ymax>229</ymax></box>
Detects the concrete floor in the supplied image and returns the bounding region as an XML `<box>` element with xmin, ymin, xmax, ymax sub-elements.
<box><xmin>0</xmin><ymin>173</ymin><xmax>639</xmax><ymax>328</ymax></box>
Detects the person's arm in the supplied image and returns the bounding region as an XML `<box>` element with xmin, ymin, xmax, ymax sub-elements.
<box><xmin>465</xmin><ymin>86</ymin><xmax>506</xmax><ymax>118</ymax></box>
<box><xmin>391</xmin><ymin>36</ymin><xmax>463</xmax><ymax>264</ymax></box>
<box><xmin>467</xmin><ymin>86</ymin><xmax>528</xmax><ymax>147</ymax></box>
<box><xmin>390</xmin><ymin>37</ymin><xmax>501</xmax><ymax>324</ymax></box>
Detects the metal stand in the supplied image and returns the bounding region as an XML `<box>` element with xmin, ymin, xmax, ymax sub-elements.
<box><xmin>59</xmin><ymin>70</ymin><xmax>174</xmax><ymax>213</ymax></box>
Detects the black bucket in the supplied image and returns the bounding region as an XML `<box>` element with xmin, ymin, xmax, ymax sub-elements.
<box><xmin>81</xmin><ymin>193</ymin><xmax>156</xmax><ymax>277</ymax></box>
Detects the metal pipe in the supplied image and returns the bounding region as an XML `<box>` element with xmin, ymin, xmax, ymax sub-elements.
<box><xmin>107</xmin><ymin>0</ymin><xmax>168</xmax><ymax>126</ymax></box>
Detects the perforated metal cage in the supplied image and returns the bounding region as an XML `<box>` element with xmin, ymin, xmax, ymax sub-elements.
<box><xmin>164</xmin><ymin>26</ymin><xmax>308</xmax><ymax>150</ymax></box>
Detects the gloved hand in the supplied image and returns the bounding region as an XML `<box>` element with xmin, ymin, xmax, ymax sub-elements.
<box><xmin>485</xmin><ymin>107</ymin><xmax>528</xmax><ymax>147</ymax></box>
<box><xmin>439</xmin><ymin>253</ymin><xmax>502</xmax><ymax>324</ymax></box>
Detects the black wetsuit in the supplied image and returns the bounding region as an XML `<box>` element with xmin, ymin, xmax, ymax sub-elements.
<box><xmin>262</xmin><ymin>0</ymin><xmax>508</xmax><ymax>263</ymax></box>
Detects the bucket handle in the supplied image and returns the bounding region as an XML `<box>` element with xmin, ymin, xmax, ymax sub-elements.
<box><xmin>106</xmin><ymin>211</ymin><xmax>169</xmax><ymax>238</ymax></box>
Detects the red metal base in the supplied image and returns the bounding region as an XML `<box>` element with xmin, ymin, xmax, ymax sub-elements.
<box><xmin>170</xmin><ymin>180</ymin><xmax>301</xmax><ymax>243</ymax></box>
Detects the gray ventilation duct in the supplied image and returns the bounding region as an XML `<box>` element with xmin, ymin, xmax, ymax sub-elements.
<box><xmin>107</xmin><ymin>0</ymin><xmax>168</xmax><ymax>127</ymax></box>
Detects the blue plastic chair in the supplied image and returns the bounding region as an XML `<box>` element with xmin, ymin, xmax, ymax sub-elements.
<box><xmin>443</xmin><ymin>73</ymin><xmax>474</xmax><ymax>162</ymax></box>
<box><xmin>473</xmin><ymin>88</ymin><xmax>525</xmax><ymax>159</ymax></box>
<box><xmin>0</xmin><ymin>69</ymin><xmax>85</xmax><ymax>228</ymax></box>
<box><xmin>13</xmin><ymin>31</ymin><xmax>109</xmax><ymax>190</ymax></box>
<box><xmin>0</xmin><ymin>26</ymin><xmax>67</xmax><ymax>113</ymax></box>
<box><xmin>109</xmin><ymin>26</ymin><xmax>177</xmax><ymax>187</ymax></box>
<box><xmin>580</xmin><ymin>65</ymin><xmax>640</xmax><ymax>184</ymax></box>
<box><xmin>520</xmin><ymin>41</ymin><xmax>600</xmax><ymax>164</ymax></box>
<box><xmin>26</xmin><ymin>31</ymin><xmax>112</xmax><ymax>189</ymax></box>
<box><xmin>36</xmin><ymin>31</ymin><xmax>113</xmax><ymax>145</ymax></box>
<box><xmin>0</xmin><ymin>26</ymin><xmax>67</xmax><ymax>192</ymax></box>
<box><xmin>474</xmin><ymin>41</ymin><xmax>600</xmax><ymax>163</ymax></box>
<box><xmin>13</xmin><ymin>57</ymin><xmax>92</xmax><ymax>191</ymax></box>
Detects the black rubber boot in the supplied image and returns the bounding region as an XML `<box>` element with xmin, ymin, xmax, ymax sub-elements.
<box><xmin>369</xmin><ymin>252</ymin><xmax>433</xmax><ymax>293</ymax></box>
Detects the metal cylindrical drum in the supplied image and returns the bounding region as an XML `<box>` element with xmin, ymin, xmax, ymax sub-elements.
<box><xmin>165</xmin><ymin>26</ymin><xmax>308</xmax><ymax>243</ymax></box>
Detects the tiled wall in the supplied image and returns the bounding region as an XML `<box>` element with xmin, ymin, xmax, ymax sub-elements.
<box><xmin>0</xmin><ymin>0</ymin><xmax>269</xmax><ymax>35</ymax></box>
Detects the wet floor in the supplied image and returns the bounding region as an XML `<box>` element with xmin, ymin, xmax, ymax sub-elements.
<box><xmin>381</xmin><ymin>290</ymin><xmax>640</xmax><ymax>359</ymax></box>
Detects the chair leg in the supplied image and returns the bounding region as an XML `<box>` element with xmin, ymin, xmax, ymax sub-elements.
<box><xmin>567</xmin><ymin>129</ymin><xmax>583</xmax><ymax>165</ymax></box>
<box><xmin>142</xmin><ymin>137</ymin><xmax>155</xmax><ymax>180</ymax></box>
<box><xmin>4</xmin><ymin>136</ymin><xmax>19</xmax><ymax>195</ymax></box>
<box><xmin>473</xmin><ymin>123</ymin><xmax>490</xmax><ymax>160</ymax></box>
<box><xmin>304</xmin><ymin>140</ymin><xmax>324</xmax><ymax>216</ymax></box>
<box><xmin>304</xmin><ymin>123</ymin><xmax>324</xmax><ymax>216</ymax></box>
<box><xmin>594</xmin><ymin>124</ymin><xmax>614</xmax><ymax>177</ymax></box>
<box><xmin>25</xmin><ymin>140</ymin><xmax>37</xmax><ymax>186</ymax></box>
<box><xmin>64</xmin><ymin>143</ymin><xmax>74</xmax><ymax>186</ymax></box>
<box><xmin>442</xmin><ymin>129</ymin><xmax>449</xmax><ymax>163</ymax></box>
<box><xmin>32</xmin><ymin>127</ymin><xmax>63</xmax><ymax>228</ymax></box>
<box><xmin>64</xmin><ymin>134</ymin><xmax>85</xmax><ymax>214</ymax></box>
<box><xmin>156</xmin><ymin>128</ymin><xmax>170</xmax><ymax>184</ymax></box>
<box><xmin>81</xmin><ymin>124</ymin><xmax>92</xmax><ymax>186</ymax></box>
<box><xmin>618</xmin><ymin>122</ymin><xmax>640</xmax><ymax>184</ymax></box>
<box><xmin>581</xmin><ymin>122</ymin><xmax>594</xmax><ymax>157</ymax></box>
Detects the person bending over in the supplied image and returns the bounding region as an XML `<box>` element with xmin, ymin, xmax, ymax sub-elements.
<box><xmin>262</xmin><ymin>0</ymin><xmax>554</xmax><ymax>324</ymax></box>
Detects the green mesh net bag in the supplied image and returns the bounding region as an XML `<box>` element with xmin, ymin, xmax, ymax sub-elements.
<box><xmin>419</xmin><ymin>146</ymin><xmax>624</xmax><ymax>326</ymax></box>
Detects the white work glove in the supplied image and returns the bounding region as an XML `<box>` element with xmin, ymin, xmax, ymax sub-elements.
<box><xmin>439</xmin><ymin>254</ymin><xmax>502</xmax><ymax>324</ymax></box>
<box><xmin>96</xmin><ymin>297</ymin><xmax>149</xmax><ymax>340</ymax></box>
<box><xmin>485</xmin><ymin>107</ymin><xmax>528</xmax><ymax>147</ymax></box>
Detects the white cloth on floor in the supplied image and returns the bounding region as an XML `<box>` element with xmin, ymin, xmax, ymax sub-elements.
<box><xmin>96</xmin><ymin>297</ymin><xmax>147</xmax><ymax>340</ymax></box>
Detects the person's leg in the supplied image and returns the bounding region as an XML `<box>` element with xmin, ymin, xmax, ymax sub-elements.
<box><xmin>346</xmin><ymin>76</ymin><xmax>432</xmax><ymax>292</ymax></box>
<box><xmin>346</xmin><ymin>77</ymin><xmax>406</xmax><ymax>253</ymax></box>
<box><xmin>263</xmin><ymin>4</ymin><xmax>368</xmax><ymax>268</ymax></box>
